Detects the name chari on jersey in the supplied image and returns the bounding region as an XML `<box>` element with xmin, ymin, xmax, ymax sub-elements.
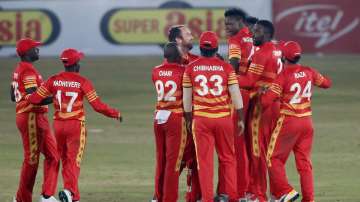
<box><xmin>152</xmin><ymin>61</ymin><xmax>185</xmax><ymax>114</ymax></box>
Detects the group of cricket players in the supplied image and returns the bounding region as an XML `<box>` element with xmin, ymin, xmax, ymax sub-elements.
<box><xmin>9</xmin><ymin>7</ymin><xmax>332</xmax><ymax>202</ymax></box>
<box><xmin>150</xmin><ymin>8</ymin><xmax>331</xmax><ymax>202</ymax></box>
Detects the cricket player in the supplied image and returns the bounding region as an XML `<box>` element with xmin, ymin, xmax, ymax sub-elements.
<box><xmin>237</xmin><ymin>20</ymin><xmax>282</xmax><ymax>202</ymax></box>
<box><xmin>224</xmin><ymin>8</ymin><xmax>254</xmax><ymax>200</ymax></box>
<box><xmin>11</xmin><ymin>38</ymin><xmax>59</xmax><ymax>202</ymax></box>
<box><xmin>183</xmin><ymin>31</ymin><xmax>244</xmax><ymax>202</ymax></box>
<box><xmin>225</xmin><ymin>8</ymin><xmax>253</xmax><ymax>75</ymax></box>
<box><xmin>244</xmin><ymin>16</ymin><xmax>258</xmax><ymax>35</ymax></box>
<box><xmin>26</xmin><ymin>48</ymin><xmax>122</xmax><ymax>202</ymax></box>
<box><xmin>168</xmin><ymin>25</ymin><xmax>198</xmax><ymax>65</ymax></box>
<box><xmin>261</xmin><ymin>41</ymin><xmax>332</xmax><ymax>202</ymax></box>
<box><xmin>151</xmin><ymin>42</ymin><xmax>188</xmax><ymax>202</ymax></box>
<box><xmin>168</xmin><ymin>25</ymin><xmax>201</xmax><ymax>202</ymax></box>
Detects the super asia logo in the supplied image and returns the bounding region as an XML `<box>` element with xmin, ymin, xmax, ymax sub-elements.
<box><xmin>0</xmin><ymin>8</ymin><xmax>60</xmax><ymax>46</ymax></box>
<box><xmin>100</xmin><ymin>1</ymin><xmax>226</xmax><ymax>44</ymax></box>
<box><xmin>275</xmin><ymin>4</ymin><xmax>360</xmax><ymax>48</ymax></box>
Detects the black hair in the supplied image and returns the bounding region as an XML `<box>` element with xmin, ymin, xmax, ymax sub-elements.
<box><xmin>224</xmin><ymin>8</ymin><xmax>247</xmax><ymax>21</ymax></box>
<box><xmin>256</xmin><ymin>20</ymin><xmax>275</xmax><ymax>39</ymax></box>
<box><xmin>200</xmin><ymin>46</ymin><xmax>218</xmax><ymax>57</ymax></box>
<box><xmin>163</xmin><ymin>42</ymin><xmax>181</xmax><ymax>62</ymax></box>
<box><xmin>168</xmin><ymin>25</ymin><xmax>185</xmax><ymax>42</ymax></box>
<box><xmin>288</xmin><ymin>56</ymin><xmax>301</xmax><ymax>64</ymax></box>
<box><xmin>245</xmin><ymin>16</ymin><xmax>258</xmax><ymax>26</ymax></box>
<box><xmin>64</xmin><ymin>63</ymin><xmax>80</xmax><ymax>72</ymax></box>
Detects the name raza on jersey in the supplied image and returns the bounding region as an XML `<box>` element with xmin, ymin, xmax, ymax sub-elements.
<box><xmin>294</xmin><ymin>72</ymin><xmax>306</xmax><ymax>79</ymax></box>
<box><xmin>273</xmin><ymin>50</ymin><xmax>282</xmax><ymax>57</ymax></box>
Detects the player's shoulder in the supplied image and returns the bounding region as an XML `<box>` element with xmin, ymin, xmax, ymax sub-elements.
<box><xmin>293</xmin><ymin>64</ymin><xmax>313</xmax><ymax>73</ymax></box>
<box><xmin>186</xmin><ymin>57</ymin><xmax>202</xmax><ymax>67</ymax></box>
<box><xmin>152</xmin><ymin>63</ymin><xmax>164</xmax><ymax>72</ymax></box>
<box><xmin>47</xmin><ymin>73</ymin><xmax>60</xmax><ymax>81</ymax></box>
<box><xmin>300</xmin><ymin>64</ymin><xmax>313</xmax><ymax>71</ymax></box>
<box><xmin>240</xmin><ymin>28</ymin><xmax>253</xmax><ymax>42</ymax></box>
<box><xmin>17</xmin><ymin>62</ymin><xmax>36</xmax><ymax>74</ymax></box>
<box><xmin>228</xmin><ymin>35</ymin><xmax>242</xmax><ymax>48</ymax></box>
<box><xmin>154</xmin><ymin>62</ymin><xmax>182</xmax><ymax>70</ymax></box>
<box><xmin>188</xmin><ymin>52</ymin><xmax>199</xmax><ymax>61</ymax></box>
<box><xmin>76</xmin><ymin>73</ymin><xmax>90</xmax><ymax>83</ymax></box>
<box><xmin>221</xmin><ymin>60</ymin><xmax>235</xmax><ymax>72</ymax></box>
<box><xmin>64</xmin><ymin>72</ymin><xmax>89</xmax><ymax>84</ymax></box>
<box><xmin>228</xmin><ymin>35</ymin><xmax>240</xmax><ymax>44</ymax></box>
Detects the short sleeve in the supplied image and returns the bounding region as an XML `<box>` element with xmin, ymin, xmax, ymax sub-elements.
<box><xmin>36</xmin><ymin>78</ymin><xmax>53</xmax><ymax>98</ymax></box>
<box><xmin>311</xmin><ymin>68</ymin><xmax>325</xmax><ymax>86</ymax></box>
<box><xmin>228</xmin><ymin>39</ymin><xmax>241</xmax><ymax>59</ymax></box>
<box><xmin>227</xmin><ymin>65</ymin><xmax>238</xmax><ymax>85</ymax></box>
<box><xmin>269</xmin><ymin>72</ymin><xmax>284</xmax><ymax>96</ymax></box>
<box><xmin>22</xmin><ymin>70</ymin><xmax>38</xmax><ymax>89</ymax></box>
<box><xmin>247</xmin><ymin>52</ymin><xmax>266</xmax><ymax>76</ymax></box>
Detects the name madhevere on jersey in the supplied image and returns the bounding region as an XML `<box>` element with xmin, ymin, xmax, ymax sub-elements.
<box><xmin>194</xmin><ymin>65</ymin><xmax>224</xmax><ymax>71</ymax></box>
<box><xmin>53</xmin><ymin>80</ymin><xmax>81</xmax><ymax>88</ymax></box>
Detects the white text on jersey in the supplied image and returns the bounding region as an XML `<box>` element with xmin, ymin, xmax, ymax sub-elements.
<box><xmin>194</xmin><ymin>65</ymin><xmax>224</xmax><ymax>72</ymax></box>
<box><xmin>159</xmin><ymin>71</ymin><xmax>173</xmax><ymax>77</ymax></box>
<box><xmin>294</xmin><ymin>72</ymin><xmax>306</xmax><ymax>79</ymax></box>
<box><xmin>53</xmin><ymin>80</ymin><xmax>81</xmax><ymax>88</ymax></box>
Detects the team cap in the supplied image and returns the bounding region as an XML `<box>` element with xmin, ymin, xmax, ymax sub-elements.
<box><xmin>16</xmin><ymin>38</ymin><xmax>41</xmax><ymax>56</ymax></box>
<box><xmin>199</xmin><ymin>31</ymin><xmax>218</xmax><ymax>49</ymax></box>
<box><xmin>60</xmin><ymin>48</ymin><xmax>84</xmax><ymax>67</ymax></box>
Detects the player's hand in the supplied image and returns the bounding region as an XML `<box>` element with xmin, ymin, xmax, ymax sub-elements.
<box><xmin>116</xmin><ymin>112</ymin><xmax>123</xmax><ymax>122</ymax></box>
<box><xmin>185</xmin><ymin>120</ymin><xmax>192</xmax><ymax>135</ymax></box>
<box><xmin>237</xmin><ymin>120</ymin><xmax>245</xmax><ymax>135</ymax></box>
<box><xmin>235</xmin><ymin>109</ymin><xmax>245</xmax><ymax>135</ymax></box>
<box><xmin>257</xmin><ymin>86</ymin><xmax>269</xmax><ymax>95</ymax></box>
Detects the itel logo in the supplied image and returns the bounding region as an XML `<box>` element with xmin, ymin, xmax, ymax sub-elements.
<box><xmin>276</xmin><ymin>4</ymin><xmax>359</xmax><ymax>48</ymax></box>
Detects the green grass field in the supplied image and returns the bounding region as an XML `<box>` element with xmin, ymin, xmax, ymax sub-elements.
<box><xmin>0</xmin><ymin>55</ymin><xmax>359</xmax><ymax>202</ymax></box>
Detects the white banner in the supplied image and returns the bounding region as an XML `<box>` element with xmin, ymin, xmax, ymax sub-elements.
<box><xmin>0</xmin><ymin>0</ymin><xmax>271</xmax><ymax>56</ymax></box>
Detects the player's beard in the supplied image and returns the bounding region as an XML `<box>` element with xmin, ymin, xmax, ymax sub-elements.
<box><xmin>185</xmin><ymin>43</ymin><xmax>193</xmax><ymax>51</ymax></box>
<box><xmin>253</xmin><ymin>36</ymin><xmax>264</xmax><ymax>46</ymax></box>
<box><xmin>30</xmin><ymin>54</ymin><xmax>39</xmax><ymax>62</ymax></box>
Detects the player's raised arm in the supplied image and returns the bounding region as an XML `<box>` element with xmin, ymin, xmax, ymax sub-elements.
<box><xmin>237</xmin><ymin>60</ymin><xmax>264</xmax><ymax>89</ymax></box>
<box><xmin>24</xmin><ymin>76</ymin><xmax>53</xmax><ymax>105</ymax></box>
<box><xmin>311</xmin><ymin>68</ymin><xmax>332</xmax><ymax>89</ymax></box>
<box><xmin>82</xmin><ymin>79</ymin><xmax>121</xmax><ymax>120</ymax></box>
<box><xmin>260</xmin><ymin>74</ymin><xmax>284</xmax><ymax>108</ymax></box>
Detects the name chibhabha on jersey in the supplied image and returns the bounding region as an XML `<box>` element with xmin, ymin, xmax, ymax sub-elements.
<box><xmin>193</xmin><ymin>65</ymin><xmax>224</xmax><ymax>71</ymax></box>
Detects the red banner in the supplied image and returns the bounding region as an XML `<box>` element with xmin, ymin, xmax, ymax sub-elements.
<box><xmin>273</xmin><ymin>0</ymin><xmax>360</xmax><ymax>53</ymax></box>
